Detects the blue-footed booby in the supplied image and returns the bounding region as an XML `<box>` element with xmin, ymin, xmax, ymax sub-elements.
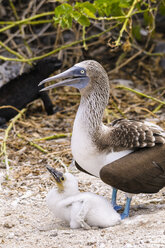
<box><xmin>39</xmin><ymin>60</ymin><xmax>165</xmax><ymax>219</ymax></box>
<box><xmin>46</xmin><ymin>165</ymin><xmax>121</xmax><ymax>229</ymax></box>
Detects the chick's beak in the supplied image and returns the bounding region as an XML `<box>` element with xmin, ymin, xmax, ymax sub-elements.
<box><xmin>38</xmin><ymin>66</ymin><xmax>89</xmax><ymax>91</ymax></box>
<box><xmin>46</xmin><ymin>165</ymin><xmax>63</xmax><ymax>184</ymax></box>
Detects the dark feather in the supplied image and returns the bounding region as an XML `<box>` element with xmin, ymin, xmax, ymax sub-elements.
<box><xmin>0</xmin><ymin>57</ymin><xmax>62</xmax><ymax>125</ymax></box>
<box><xmin>104</xmin><ymin>119</ymin><xmax>165</xmax><ymax>152</ymax></box>
<box><xmin>100</xmin><ymin>144</ymin><xmax>165</xmax><ymax>194</ymax></box>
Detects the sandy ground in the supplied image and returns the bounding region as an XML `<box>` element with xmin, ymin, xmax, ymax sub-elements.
<box><xmin>0</xmin><ymin>166</ymin><xmax>165</xmax><ymax>248</ymax></box>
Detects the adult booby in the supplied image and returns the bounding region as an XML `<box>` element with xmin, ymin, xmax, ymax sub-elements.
<box><xmin>39</xmin><ymin>60</ymin><xmax>165</xmax><ymax>218</ymax></box>
<box><xmin>46</xmin><ymin>165</ymin><xmax>121</xmax><ymax>229</ymax></box>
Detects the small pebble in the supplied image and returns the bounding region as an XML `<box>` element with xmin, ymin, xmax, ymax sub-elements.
<box><xmin>4</xmin><ymin>212</ymin><xmax>12</xmax><ymax>216</ymax></box>
<box><xmin>7</xmin><ymin>232</ymin><xmax>14</xmax><ymax>239</ymax></box>
<box><xmin>49</xmin><ymin>232</ymin><xmax>58</xmax><ymax>237</ymax></box>
<box><xmin>124</xmin><ymin>244</ymin><xmax>133</xmax><ymax>248</ymax></box>
<box><xmin>99</xmin><ymin>243</ymin><xmax>105</xmax><ymax>248</ymax></box>
<box><xmin>3</xmin><ymin>221</ymin><xmax>15</xmax><ymax>229</ymax></box>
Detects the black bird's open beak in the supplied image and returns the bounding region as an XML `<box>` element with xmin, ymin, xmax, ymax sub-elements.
<box><xmin>46</xmin><ymin>165</ymin><xmax>63</xmax><ymax>183</ymax></box>
<box><xmin>38</xmin><ymin>66</ymin><xmax>89</xmax><ymax>91</ymax></box>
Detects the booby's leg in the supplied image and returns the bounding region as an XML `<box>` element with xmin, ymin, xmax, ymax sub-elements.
<box><xmin>120</xmin><ymin>197</ymin><xmax>132</xmax><ymax>219</ymax></box>
<box><xmin>111</xmin><ymin>188</ymin><xmax>122</xmax><ymax>211</ymax></box>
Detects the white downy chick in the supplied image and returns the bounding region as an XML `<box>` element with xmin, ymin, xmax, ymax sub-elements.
<box><xmin>46</xmin><ymin>165</ymin><xmax>121</xmax><ymax>229</ymax></box>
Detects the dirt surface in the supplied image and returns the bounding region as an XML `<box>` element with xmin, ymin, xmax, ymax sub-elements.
<box><xmin>0</xmin><ymin>162</ymin><xmax>165</xmax><ymax>248</ymax></box>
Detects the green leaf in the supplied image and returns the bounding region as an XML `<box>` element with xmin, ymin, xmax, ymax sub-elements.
<box><xmin>71</xmin><ymin>11</ymin><xmax>81</xmax><ymax>21</ymax></box>
<box><xmin>65</xmin><ymin>16</ymin><xmax>72</xmax><ymax>29</ymax></box>
<box><xmin>143</xmin><ymin>11</ymin><xmax>154</xmax><ymax>27</ymax></box>
<box><xmin>54</xmin><ymin>3</ymin><xmax>73</xmax><ymax>28</ymax></box>
<box><xmin>119</xmin><ymin>0</ymin><xmax>133</xmax><ymax>8</ymax></box>
<box><xmin>60</xmin><ymin>17</ymin><xmax>72</xmax><ymax>29</ymax></box>
<box><xmin>94</xmin><ymin>0</ymin><xmax>111</xmax><ymax>16</ymax></box>
<box><xmin>132</xmin><ymin>25</ymin><xmax>142</xmax><ymax>41</ymax></box>
<box><xmin>79</xmin><ymin>2</ymin><xmax>96</xmax><ymax>13</ymax></box>
<box><xmin>159</xmin><ymin>1</ymin><xmax>165</xmax><ymax>16</ymax></box>
<box><xmin>77</xmin><ymin>15</ymin><xmax>90</xmax><ymax>27</ymax></box>
<box><xmin>83</xmin><ymin>7</ymin><xmax>96</xmax><ymax>18</ymax></box>
<box><xmin>108</xmin><ymin>4</ymin><xmax>120</xmax><ymax>16</ymax></box>
<box><xmin>55</xmin><ymin>3</ymin><xmax>73</xmax><ymax>18</ymax></box>
<box><xmin>75</xmin><ymin>2</ymin><xmax>96</xmax><ymax>18</ymax></box>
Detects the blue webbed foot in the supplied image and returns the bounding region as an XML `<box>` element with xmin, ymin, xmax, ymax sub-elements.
<box><xmin>120</xmin><ymin>212</ymin><xmax>129</xmax><ymax>219</ymax></box>
<box><xmin>120</xmin><ymin>197</ymin><xmax>132</xmax><ymax>219</ymax></box>
<box><xmin>113</xmin><ymin>204</ymin><xmax>122</xmax><ymax>211</ymax></box>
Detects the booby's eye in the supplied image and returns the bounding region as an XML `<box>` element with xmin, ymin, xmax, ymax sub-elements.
<box><xmin>61</xmin><ymin>177</ymin><xmax>65</xmax><ymax>181</ymax></box>
<box><xmin>80</xmin><ymin>69</ymin><xmax>85</xmax><ymax>74</ymax></box>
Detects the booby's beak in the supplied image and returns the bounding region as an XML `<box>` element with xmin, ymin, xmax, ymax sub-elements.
<box><xmin>39</xmin><ymin>66</ymin><xmax>89</xmax><ymax>91</ymax></box>
<box><xmin>46</xmin><ymin>165</ymin><xmax>65</xmax><ymax>191</ymax></box>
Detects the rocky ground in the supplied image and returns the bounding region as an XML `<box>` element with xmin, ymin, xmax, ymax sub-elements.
<box><xmin>0</xmin><ymin>164</ymin><xmax>165</xmax><ymax>248</ymax></box>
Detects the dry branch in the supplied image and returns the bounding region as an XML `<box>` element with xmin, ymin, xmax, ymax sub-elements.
<box><xmin>17</xmin><ymin>134</ymin><xmax>48</xmax><ymax>154</ymax></box>
<box><xmin>0</xmin><ymin>108</ymin><xmax>26</xmax><ymax>177</ymax></box>
<box><xmin>34</xmin><ymin>133</ymin><xmax>72</xmax><ymax>141</ymax></box>
<box><xmin>116</xmin><ymin>85</ymin><xmax>165</xmax><ymax>105</ymax></box>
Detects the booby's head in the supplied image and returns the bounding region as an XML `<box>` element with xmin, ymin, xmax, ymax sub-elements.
<box><xmin>39</xmin><ymin>60</ymin><xmax>110</xmax><ymax>96</ymax></box>
<box><xmin>46</xmin><ymin>165</ymin><xmax>78</xmax><ymax>195</ymax></box>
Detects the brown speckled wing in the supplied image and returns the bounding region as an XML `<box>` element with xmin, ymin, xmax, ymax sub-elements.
<box><xmin>108</xmin><ymin>119</ymin><xmax>165</xmax><ymax>151</ymax></box>
<box><xmin>100</xmin><ymin>144</ymin><xmax>165</xmax><ymax>194</ymax></box>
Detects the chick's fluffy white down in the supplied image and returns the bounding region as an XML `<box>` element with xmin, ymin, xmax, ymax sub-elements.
<box><xmin>46</xmin><ymin>173</ymin><xmax>121</xmax><ymax>229</ymax></box>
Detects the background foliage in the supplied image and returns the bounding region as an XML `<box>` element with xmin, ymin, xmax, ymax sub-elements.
<box><xmin>0</xmin><ymin>0</ymin><xmax>164</xmax><ymax>64</ymax></box>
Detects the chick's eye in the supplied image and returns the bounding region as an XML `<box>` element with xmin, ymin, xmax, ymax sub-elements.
<box><xmin>61</xmin><ymin>177</ymin><xmax>65</xmax><ymax>181</ymax></box>
<box><xmin>80</xmin><ymin>69</ymin><xmax>85</xmax><ymax>74</ymax></box>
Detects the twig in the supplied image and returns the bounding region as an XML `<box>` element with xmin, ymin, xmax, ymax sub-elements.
<box><xmin>0</xmin><ymin>105</ymin><xmax>20</xmax><ymax>112</ymax></box>
<box><xmin>152</xmin><ymin>103</ymin><xmax>164</xmax><ymax>114</ymax></box>
<box><xmin>9</xmin><ymin>0</ymin><xmax>33</xmax><ymax>59</ymax></box>
<box><xmin>54</xmin><ymin>157</ymin><xmax>68</xmax><ymax>172</ymax></box>
<box><xmin>17</xmin><ymin>134</ymin><xmax>48</xmax><ymax>153</ymax></box>
<box><xmin>0</xmin><ymin>20</ymin><xmax>53</xmax><ymax>25</ymax></box>
<box><xmin>132</xmin><ymin>43</ymin><xmax>165</xmax><ymax>57</ymax></box>
<box><xmin>82</xmin><ymin>26</ymin><xmax>87</xmax><ymax>50</ymax></box>
<box><xmin>34</xmin><ymin>133</ymin><xmax>72</xmax><ymax>141</ymax></box>
<box><xmin>0</xmin><ymin>23</ymin><xmax>120</xmax><ymax>62</ymax></box>
<box><xmin>132</xmin><ymin>107</ymin><xmax>158</xmax><ymax>118</ymax></box>
<box><xmin>0</xmin><ymin>41</ymin><xmax>26</xmax><ymax>60</ymax></box>
<box><xmin>0</xmin><ymin>108</ymin><xmax>26</xmax><ymax>177</ymax></box>
<box><xmin>111</xmin><ymin>100</ymin><xmax>127</xmax><ymax>118</ymax></box>
<box><xmin>9</xmin><ymin>0</ymin><xmax>19</xmax><ymax>20</ymax></box>
<box><xmin>115</xmin><ymin>0</ymin><xmax>139</xmax><ymax>46</ymax></box>
<box><xmin>96</xmin><ymin>8</ymin><xmax>153</xmax><ymax>21</ymax></box>
<box><xmin>108</xmin><ymin>50</ymin><xmax>142</xmax><ymax>74</ymax></box>
<box><xmin>0</xmin><ymin>11</ymin><xmax>55</xmax><ymax>33</ymax></box>
<box><xmin>116</xmin><ymin>85</ymin><xmax>165</xmax><ymax>105</ymax></box>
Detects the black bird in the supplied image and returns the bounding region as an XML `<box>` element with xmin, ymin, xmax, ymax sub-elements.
<box><xmin>39</xmin><ymin>60</ymin><xmax>165</xmax><ymax>219</ymax></box>
<box><xmin>0</xmin><ymin>57</ymin><xmax>62</xmax><ymax>126</ymax></box>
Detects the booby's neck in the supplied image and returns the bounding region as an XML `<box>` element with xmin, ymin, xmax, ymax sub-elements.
<box><xmin>75</xmin><ymin>81</ymin><xmax>110</xmax><ymax>136</ymax></box>
<box><xmin>71</xmin><ymin>80</ymin><xmax>111</xmax><ymax>177</ymax></box>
